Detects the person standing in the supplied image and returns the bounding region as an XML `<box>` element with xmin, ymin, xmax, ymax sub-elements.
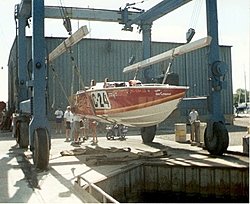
<box><xmin>63</xmin><ymin>106</ymin><xmax>73</xmax><ymax>142</ymax></box>
<box><xmin>54</xmin><ymin>106</ymin><xmax>63</xmax><ymax>134</ymax></box>
<box><xmin>71</xmin><ymin>108</ymin><xmax>81</xmax><ymax>144</ymax></box>
<box><xmin>89</xmin><ymin>119</ymin><xmax>98</xmax><ymax>143</ymax></box>
<box><xmin>189</xmin><ymin>109</ymin><xmax>199</xmax><ymax>142</ymax></box>
<box><xmin>80</xmin><ymin>117</ymin><xmax>89</xmax><ymax>140</ymax></box>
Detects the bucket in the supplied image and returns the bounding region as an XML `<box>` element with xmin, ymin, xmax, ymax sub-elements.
<box><xmin>175</xmin><ymin>123</ymin><xmax>186</xmax><ymax>142</ymax></box>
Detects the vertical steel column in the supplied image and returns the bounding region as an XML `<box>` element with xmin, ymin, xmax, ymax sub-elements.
<box><xmin>17</xmin><ymin>17</ymin><xmax>27</xmax><ymax>107</ymax></box>
<box><xmin>141</xmin><ymin>22</ymin><xmax>155</xmax><ymax>83</ymax></box>
<box><xmin>29</xmin><ymin>0</ymin><xmax>50</xmax><ymax>147</ymax></box>
<box><xmin>206</xmin><ymin>0</ymin><xmax>226</xmax><ymax>126</ymax></box>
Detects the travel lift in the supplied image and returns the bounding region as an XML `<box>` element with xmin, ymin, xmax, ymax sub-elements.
<box><xmin>14</xmin><ymin>0</ymin><xmax>228</xmax><ymax>170</ymax></box>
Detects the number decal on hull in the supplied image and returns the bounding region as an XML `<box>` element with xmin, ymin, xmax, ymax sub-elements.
<box><xmin>91</xmin><ymin>91</ymin><xmax>111</xmax><ymax>109</ymax></box>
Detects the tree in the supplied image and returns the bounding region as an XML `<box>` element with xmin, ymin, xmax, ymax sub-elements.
<box><xmin>233</xmin><ymin>88</ymin><xmax>249</xmax><ymax>106</ymax></box>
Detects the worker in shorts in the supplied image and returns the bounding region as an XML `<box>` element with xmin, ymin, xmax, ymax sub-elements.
<box><xmin>63</xmin><ymin>106</ymin><xmax>73</xmax><ymax>142</ymax></box>
<box><xmin>89</xmin><ymin>119</ymin><xmax>98</xmax><ymax>143</ymax></box>
<box><xmin>54</xmin><ymin>106</ymin><xmax>63</xmax><ymax>134</ymax></box>
<box><xmin>189</xmin><ymin>108</ymin><xmax>199</xmax><ymax>142</ymax></box>
<box><xmin>80</xmin><ymin>117</ymin><xmax>89</xmax><ymax>141</ymax></box>
<box><xmin>71</xmin><ymin>108</ymin><xmax>82</xmax><ymax>144</ymax></box>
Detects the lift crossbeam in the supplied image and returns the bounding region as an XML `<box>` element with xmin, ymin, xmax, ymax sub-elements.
<box><xmin>45</xmin><ymin>6</ymin><xmax>141</xmax><ymax>22</ymax></box>
<box><xmin>123</xmin><ymin>0</ymin><xmax>192</xmax><ymax>29</ymax></box>
<box><xmin>17</xmin><ymin>1</ymin><xmax>141</xmax><ymax>23</ymax></box>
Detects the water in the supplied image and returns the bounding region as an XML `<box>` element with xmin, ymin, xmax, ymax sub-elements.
<box><xmin>126</xmin><ymin>191</ymin><xmax>249</xmax><ymax>203</ymax></box>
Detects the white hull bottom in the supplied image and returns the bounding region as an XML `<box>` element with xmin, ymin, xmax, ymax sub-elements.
<box><xmin>94</xmin><ymin>98</ymin><xmax>181</xmax><ymax>127</ymax></box>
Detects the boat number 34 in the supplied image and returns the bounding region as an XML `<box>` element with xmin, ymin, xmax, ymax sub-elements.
<box><xmin>91</xmin><ymin>91</ymin><xmax>111</xmax><ymax>109</ymax></box>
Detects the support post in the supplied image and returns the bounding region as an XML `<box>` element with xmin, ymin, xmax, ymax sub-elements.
<box><xmin>141</xmin><ymin>22</ymin><xmax>154</xmax><ymax>83</ymax></box>
<box><xmin>18</xmin><ymin>17</ymin><xmax>27</xmax><ymax>107</ymax></box>
<box><xmin>206</xmin><ymin>0</ymin><xmax>226</xmax><ymax>128</ymax></box>
<box><xmin>204</xmin><ymin>0</ymin><xmax>229</xmax><ymax>155</ymax></box>
<box><xmin>29</xmin><ymin>0</ymin><xmax>50</xmax><ymax>148</ymax></box>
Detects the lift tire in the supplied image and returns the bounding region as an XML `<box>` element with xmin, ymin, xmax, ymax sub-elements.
<box><xmin>141</xmin><ymin>125</ymin><xmax>156</xmax><ymax>143</ymax></box>
<box><xmin>204</xmin><ymin>122</ymin><xmax>229</xmax><ymax>155</ymax></box>
<box><xmin>18</xmin><ymin>122</ymin><xmax>29</xmax><ymax>148</ymax></box>
<box><xmin>33</xmin><ymin>128</ymin><xmax>50</xmax><ymax>170</ymax></box>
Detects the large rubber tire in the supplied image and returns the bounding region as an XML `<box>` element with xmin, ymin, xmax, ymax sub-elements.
<box><xmin>204</xmin><ymin>122</ymin><xmax>229</xmax><ymax>155</ymax></box>
<box><xmin>141</xmin><ymin>125</ymin><xmax>156</xmax><ymax>143</ymax></box>
<box><xmin>33</xmin><ymin>128</ymin><xmax>50</xmax><ymax>170</ymax></box>
<box><xmin>17</xmin><ymin>122</ymin><xmax>29</xmax><ymax>148</ymax></box>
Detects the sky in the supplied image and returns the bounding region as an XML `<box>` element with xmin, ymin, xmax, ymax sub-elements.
<box><xmin>0</xmin><ymin>0</ymin><xmax>249</xmax><ymax>102</ymax></box>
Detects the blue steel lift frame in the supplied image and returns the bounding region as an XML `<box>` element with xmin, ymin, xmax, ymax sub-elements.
<box><xmin>14</xmin><ymin>0</ymin><xmax>229</xmax><ymax>169</ymax></box>
<box><xmin>29</xmin><ymin>0</ymin><xmax>51</xmax><ymax>147</ymax></box>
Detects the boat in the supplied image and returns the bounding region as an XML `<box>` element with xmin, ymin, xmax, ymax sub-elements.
<box><xmin>74</xmin><ymin>80</ymin><xmax>188</xmax><ymax>127</ymax></box>
<box><xmin>74</xmin><ymin>36</ymin><xmax>212</xmax><ymax>128</ymax></box>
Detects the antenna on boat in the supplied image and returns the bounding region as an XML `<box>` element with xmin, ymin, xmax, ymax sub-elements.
<box><xmin>128</xmin><ymin>55</ymin><xmax>139</xmax><ymax>80</ymax></box>
<box><xmin>133</xmin><ymin>68</ymin><xmax>139</xmax><ymax>80</ymax></box>
<box><xmin>162</xmin><ymin>48</ymin><xmax>175</xmax><ymax>84</ymax></box>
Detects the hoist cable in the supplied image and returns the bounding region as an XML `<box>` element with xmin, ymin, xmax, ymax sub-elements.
<box><xmin>189</xmin><ymin>0</ymin><xmax>203</xmax><ymax>29</ymax></box>
<box><xmin>53</xmin><ymin>0</ymin><xmax>95</xmax><ymax>115</ymax></box>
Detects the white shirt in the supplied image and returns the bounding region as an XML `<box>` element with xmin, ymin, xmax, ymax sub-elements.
<box><xmin>189</xmin><ymin>111</ymin><xmax>198</xmax><ymax>122</ymax></box>
<box><xmin>73</xmin><ymin>114</ymin><xmax>81</xmax><ymax>122</ymax></box>
<box><xmin>64</xmin><ymin>110</ymin><xmax>73</xmax><ymax>123</ymax></box>
<box><xmin>54</xmin><ymin>109</ymin><xmax>63</xmax><ymax>119</ymax></box>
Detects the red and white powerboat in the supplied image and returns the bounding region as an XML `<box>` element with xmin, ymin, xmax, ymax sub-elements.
<box><xmin>74</xmin><ymin>36</ymin><xmax>212</xmax><ymax>128</ymax></box>
<box><xmin>74</xmin><ymin>80</ymin><xmax>188</xmax><ymax>127</ymax></box>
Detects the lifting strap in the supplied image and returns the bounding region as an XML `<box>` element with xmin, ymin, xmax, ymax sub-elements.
<box><xmin>65</xmin><ymin>45</ymin><xmax>96</xmax><ymax>115</ymax></box>
<box><xmin>162</xmin><ymin>48</ymin><xmax>175</xmax><ymax>85</ymax></box>
<box><xmin>50</xmin><ymin>64</ymin><xmax>71</xmax><ymax>107</ymax></box>
<box><xmin>133</xmin><ymin>68</ymin><xmax>139</xmax><ymax>80</ymax></box>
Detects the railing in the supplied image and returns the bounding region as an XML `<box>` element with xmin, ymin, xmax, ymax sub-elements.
<box><xmin>75</xmin><ymin>176</ymin><xmax>119</xmax><ymax>203</ymax></box>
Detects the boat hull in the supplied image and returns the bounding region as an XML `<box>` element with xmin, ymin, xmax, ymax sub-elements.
<box><xmin>75</xmin><ymin>84</ymin><xmax>188</xmax><ymax>127</ymax></box>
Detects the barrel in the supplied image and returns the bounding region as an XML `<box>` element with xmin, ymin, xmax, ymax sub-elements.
<box><xmin>175</xmin><ymin>123</ymin><xmax>186</xmax><ymax>142</ymax></box>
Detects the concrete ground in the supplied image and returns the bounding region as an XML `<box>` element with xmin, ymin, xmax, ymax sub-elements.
<box><xmin>0</xmin><ymin>115</ymin><xmax>249</xmax><ymax>203</ymax></box>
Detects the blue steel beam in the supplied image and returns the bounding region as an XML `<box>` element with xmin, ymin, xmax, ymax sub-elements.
<box><xmin>205</xmin><ymin>0</ymin><xmax>229</xmax><ymax>149</ymax></box>
<box><xmin>17</xmin><ymin>17</ymin><xmax>28</xmax><ymax>107</ymax></box>
<box><xmin>141</xmin><ymin>23</ymin><xmax>154</xmax><ymax>82</ymax></box>
<box><xmin>17</xmin><ymin>1</ymin><xmax>141</xmax><ymax>23</ymax></box>
<box><xmin>16</xmin><ymin>0</ymin><xmax>31</xmax><ymax>18</ymax></box>
<box><xmin>29</xmin><ymin>0</ymin><xmax>50</xmax><ymax>147</ymax></box>
<box><xmin>44</xmin><ymin>6</ymin><xmax>141</xmax><ymax>22</ymax></box>
<box><xmin>123</xmin><ymin>0</ymin><xmax>192</xmax><ymax>30</ymax></box>
<box><xmin>206</xmin><ymin>0</ymin><xmax>227</xmax><ymax>124</ymax></box>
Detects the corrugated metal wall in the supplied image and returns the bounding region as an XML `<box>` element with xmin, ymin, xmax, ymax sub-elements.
<box><xmin>8</xmin><ymin>37</ymin><xmax>233</xmax><ymax>121</ymax></box>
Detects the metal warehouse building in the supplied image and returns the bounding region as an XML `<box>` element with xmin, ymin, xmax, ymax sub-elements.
<box><xmin>7</xmin><ymin>37</ymin><xmax>233</xmax><ymax>124</ymax></box>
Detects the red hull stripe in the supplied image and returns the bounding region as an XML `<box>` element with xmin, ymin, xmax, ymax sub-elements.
<box><xmin>95</xmin><ymin>91</ymin><xmax>185</xmax><ymax>115</ymax></box>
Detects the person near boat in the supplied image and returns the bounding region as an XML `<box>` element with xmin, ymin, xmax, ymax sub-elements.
<box><xmin>189</xmin><ymin>109</ymin><xmax>199</xmax><ymax>142</ymax></box>
<box><xmin>89</xmin><ymin>119</ymin><xmax>98</xmax><ymax>143</ymax></box>
<box><xmin>63</xmin><ymin>106</ymin><xmax>73</xmax><ymax>142</ymax></box>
